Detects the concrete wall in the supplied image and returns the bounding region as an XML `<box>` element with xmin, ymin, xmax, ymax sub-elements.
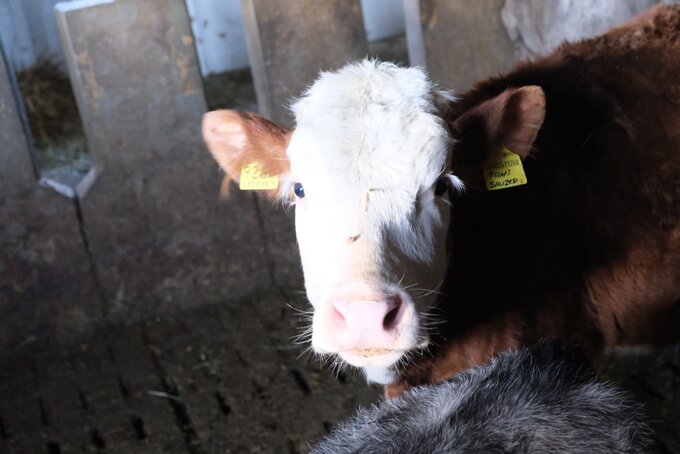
<box><xmin>0</xmin><ymin>0</ymin><xmax>68</xmax><ymax>70</ymax></box>
<box><xmin>4</xmin><ymin>0</ymin><xmax>676</xmax><ymax>78</ymax></box>
<box><xmin>362</xmin><ymin>0</ymin><xmax>405</xmax><ymax>41</ymax></box>
<box><xmin>0</xmin><ymin>36</ymin><xmax>103</xmax><ymax>350</ymax></box>
<box><xmin>189</xmin><ymin>0</ymin><xmax>405</xmax><ymax>75</ymax></box>
<box><xmin>500</xmin><ymin>0</ymin><xmax>677</xmax><ymax>60</ymax></box>
<box><xmin>185</xmin><ymin>0</ymin><xmax>251</xmax><ymax>75</ymax></box>
<box><xmin>0</xmin><ymin>0</ymin><xmax>406</xmax><ymax>76</ymax></box>
<box><xmin>407</xmin><ymin>0</ymin><xmax>677</xmax><ymax>92</ymax></box>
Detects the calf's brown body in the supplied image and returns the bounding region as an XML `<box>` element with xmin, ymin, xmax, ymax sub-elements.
<box><xmin>387</xmin><ymin>4</ymin><xmax>680</xmax><ymax>396</ymax></box>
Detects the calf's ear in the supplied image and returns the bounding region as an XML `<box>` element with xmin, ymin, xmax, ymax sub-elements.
<box><xmin>202</xmin><ymin>110</ymin><xmax>291</xmax><ymax>199</ymax></box>
<box><xmin>450</xmin><ymin>86</ymin><xmax>545</xmax><ymax>188</ymax></box>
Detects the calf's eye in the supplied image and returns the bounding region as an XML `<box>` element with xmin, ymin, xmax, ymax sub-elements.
<box><xmin>434</xmin><ymin>178</ymin><xmax>449</xmax><ymax>196</ymax></box>
<box><xmin>294</xmin><ymin>182</ymin><xmax>305</xmax><ymax>198</ymax></box>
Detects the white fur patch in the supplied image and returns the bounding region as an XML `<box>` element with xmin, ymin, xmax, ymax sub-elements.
<box><xmin>363</xmin><ymin>364</ymin><xmax>397</xmax><ymax>385</ymax></box>
<box><xmin>286</xmin><ymin>60</ymin><xmax>460</xmax><ymax>379</ymax></box>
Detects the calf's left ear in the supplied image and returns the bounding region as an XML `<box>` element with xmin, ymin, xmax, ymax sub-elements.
<box><xmin>450</xmin><ymin>86</ymin><xmax>545</xmax><ymax>187</ymax></box>
<box><xmin>202</xmin><ymin>110</ymin><xmax>291</xmax><ymax>199</ymax></box>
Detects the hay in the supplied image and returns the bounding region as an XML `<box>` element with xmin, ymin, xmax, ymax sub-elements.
<box><xmin>203</xmin><ymin>67</ymin><xmax>257</xmax><ymax>112</ymax></box>
<box><xmin>16</xmin><ymin>58</ymin><xmax>89</xmax><ymax>180</ymax></box>
<box><xmin>16</xmin><ymin>58</ymin><xmax>84</xmax><ymax>147</ymax></box>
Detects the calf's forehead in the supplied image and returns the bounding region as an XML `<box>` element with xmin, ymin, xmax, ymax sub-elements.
<box><xmin>288</xmin><ymin>61</ymin><xmax>452</xmax><ymax>199</ymax></box>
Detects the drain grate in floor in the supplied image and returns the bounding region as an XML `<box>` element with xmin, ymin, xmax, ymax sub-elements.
<box><xmin>1</xmin><ymin>295</ymin><xmax>678</xmax><ymax>453</ymax></box>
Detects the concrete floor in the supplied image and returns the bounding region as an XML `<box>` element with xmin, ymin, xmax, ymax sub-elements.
<box><xmin>0</xmin><ymin>292</ymin><xmax>381</xmax><ymax>454</ymax></box>
<box><xmin>1</xmin><ymin>293</ymin><xmax>679</xmax><ymax>453</ymax></box>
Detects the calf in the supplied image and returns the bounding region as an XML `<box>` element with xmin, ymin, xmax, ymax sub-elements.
<box><xmin>310</xmin><ymin>341</ymin><xmax>653</xmax><ymax>454</ymax></box>
<box><xmin>203</xmin><ymin>4</ymin><xmax>680</xmax><ymax>395</ymax></box>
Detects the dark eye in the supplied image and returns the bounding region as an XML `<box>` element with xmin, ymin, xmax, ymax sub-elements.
<box><xmin>434</xmin><ymin>178</ymin><xmax>449</xmax><ymax>196</ymax></box>
<box><xmin>294</xmin><ymin>182</ymin><xmax>305</xmax><ymax>198</ymax></box>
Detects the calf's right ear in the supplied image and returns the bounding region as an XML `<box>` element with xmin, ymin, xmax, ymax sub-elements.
<box><xmin>450</xmin><ymin>86</ymin><xmax>545</xmax><ymax>189</ymax></box>
<box><xmin>202</xmin><ymin>110</ymin><xmax>291</xmax><ymax>199</ymax></box>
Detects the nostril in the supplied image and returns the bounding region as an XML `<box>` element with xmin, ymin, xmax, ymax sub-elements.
<box><xmin>382</xmin><ymin>296</ymin><xmax>402</xmax><ymax>329</ymax></box>
<box><xmin>331</xmin><ymin>295</ymin><xmax>404</xmax><ymax>334</ymax></box>
<box><xmin>332</xmin><ymin>304</ymin><xmax>346</xmax><ymax>323</ymax></box>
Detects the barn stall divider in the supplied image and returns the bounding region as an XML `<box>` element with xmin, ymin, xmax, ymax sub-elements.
<box><xmin>0</xmin><ymin>0</ymin><xmax>679</xmax><ymax>452</ymax></box>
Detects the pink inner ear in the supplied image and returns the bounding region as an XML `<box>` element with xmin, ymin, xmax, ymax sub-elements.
<box><xmin>203</xmin><ymin>110</ymin><xmax>249</xmax><ymax>182</ymax></box>
<box><xmin>203</xmin><ymin>111</ymin><xmax>246</xmax><ymax>147</ymax></box>
<box><xmin>202</xmin><ymin>109</ymin><xmax>292</xmax><ymax>200</ymax></box>
<box><xmin>501</xmin><ymin>86</ymin><xmax>546</xmax><ymax>159</ymax></box>
<box><xmin>513</xmin><ymin>86</ymin><xmax>545</xmax><ymax>128</ymax></box>
<box><xmin>215</xmin><ymin>121</ymin><xmax>247</xmax><ymax>150</ymax></box>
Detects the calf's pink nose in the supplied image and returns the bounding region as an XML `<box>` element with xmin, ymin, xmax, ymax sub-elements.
<box><xmin>331</xmin><ymin>295</ymin><xmax>403</xmax><ymax>350</ymax></box>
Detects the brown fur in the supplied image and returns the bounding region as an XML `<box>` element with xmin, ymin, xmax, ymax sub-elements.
<box><xmin>202</xmin><ymin>110</ymin><xmax>290</xmax><ymax>199</ymax></box>
<box><xmin>386</xmin><ymin>3</ymin><xmax>680</xmax><ymax>396</ymax></box>
<box><xmin>451</xmin><ymin>86</ymin><xmax>545</xmax><ymax>188</ymax></box>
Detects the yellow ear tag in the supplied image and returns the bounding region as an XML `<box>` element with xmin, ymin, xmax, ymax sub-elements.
<box><xmin>239</xmin><ymin>162</ymin><xmax>279</xmax><ymax>190</ymax></box>
<box><xmin>482</xmin><ymin>147</ymin><xmax>527</xmax><ymax>191</ymax></box>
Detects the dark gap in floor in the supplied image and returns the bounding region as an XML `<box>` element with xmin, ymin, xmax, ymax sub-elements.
<box><xmin>106</xmin><ymin>344</ymin><xmax>117</xmax><ymax>365</ymax></box>
<box><xmin>30</xmin><ymin>357</ymin><xmax>38</xmax><ymax>378</ymax></box>
<box><xmin>163</xmin><ymin>383</ymin><xmax>203</xmax><ymax>454</ymax></box>
<box><xmin>117</xmin><ymin>376</ymin><xmax>130</xmax><ymax>400</ymax></box>
<box><xmin>290</xmin><ymin>369</ymin><xmax>311</xmax><ymax>395</ymax></box>
<box><xmin>251</xmin><ymin>193</ymin><xmax>278</xmax><ymax>288</ymax></box>
<box><xmin>213</xmin><ymin>391</ymin><xmax>231</xmax><ymax>416</ymax></box>
<box><xmin>250</xmin><ymin>379</ymin><xmax>269</xmax><ymax>401</ymax></box>
<box><xmin>262</xmin><ymin>420</ymin><xmax>278</xmax><ymax>432</ymax></box>
<box><xmin>47</xmin><ymin>441</ymin><xmax>61</xmax><ymax>454</ymax></box>
<box><xmin>89</xmin><ymin>428</ymin><xmax>105</xmax><ymax>449</ymax></box>
<box><xmin>131</xmin><ymin>415</ymin><xmax>147</xmax><ymax>440</ymax></box>
<box><xmin>73</xmin><ymin>197</ymin><xmax>110</xmax><ymax>311</ymax></box>
<box><xmin>143</xmin><ymin>330</ymin><xmax>204</xmax><ymax>454</ymax></box>
<box><xmin>0</xmin><ymin>414</ymin><xmax>10</xmax><ymax>439</ymax></box>
<box><xmin>197</xmin><ymin>359</ymin><xmax>217</xmax><ymax>381</ymax></box>
<box><xmin>38</xmin><ymin>397</ymin><xmax>49</xmax><ymax>426</ymax></box>
<box><xmin>179</xmin><ymin>319</ymin><xmax>193</xmax><ymax>336</ymax></box>
<box><xmin>234</xmin><ymin>349</ymin><xmax>249</xmax><ymax>368</ymax></box>
<box><xmin>77</xmin><ymin>387</ymin><xmax>90</xmax><ymax>412</ymax></box>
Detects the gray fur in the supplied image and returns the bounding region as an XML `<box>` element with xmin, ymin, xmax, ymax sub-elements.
<box><xmin>311</xmin><ymin>341</ymin><xmax>653</xmax><ymax>454</ymax></box>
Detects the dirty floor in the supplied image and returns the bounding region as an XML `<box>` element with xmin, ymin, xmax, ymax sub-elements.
<box><xmin>1</xmin><ymin>289</ymin><xmax>679</xmax><ymax>453</ymax></box>
<box><xmin>0</xmin><ymin>291</ymin><xmax>380</xmax><ymax>454</ymax></box>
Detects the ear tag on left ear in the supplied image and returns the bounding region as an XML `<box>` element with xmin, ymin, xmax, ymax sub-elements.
<box><xmin>239</xmin><ymin>162</ymin><xmax>279</xmax><ymax>190</ymax></box>
<box><xmin>482</xmin><ymin>147</ymin><xmax>527</xmax><ymax>191</ymax></box>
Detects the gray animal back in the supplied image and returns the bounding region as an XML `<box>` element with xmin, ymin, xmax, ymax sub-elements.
<box><xmin>311</xmin><ymin>341</ymin><xmax>652</xmax><ymax>454</ymax></box>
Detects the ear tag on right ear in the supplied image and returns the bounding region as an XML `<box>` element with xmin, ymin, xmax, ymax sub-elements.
<box><xmin>239</xmin><ymin>162</ymin><xmax>279</xmax><ymax>190</ymax></box>
<box><xmin>482</xmin><ymin>147</ymin><xmax>527</xmax><ymax>191</ymax></box>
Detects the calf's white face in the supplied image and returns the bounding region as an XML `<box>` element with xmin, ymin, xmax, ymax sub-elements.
<box><xmin>204</xmin><ymin>61</ymin><xmax>462</xmax><ymax>383</ymax></box>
